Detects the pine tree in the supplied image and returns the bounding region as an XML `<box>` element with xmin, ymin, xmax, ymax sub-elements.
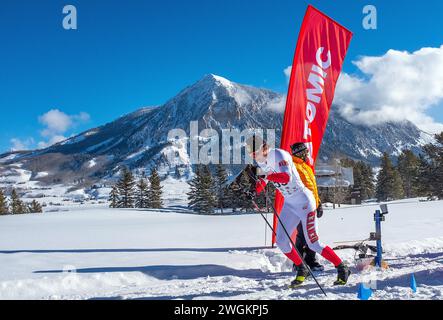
<box><xmin>187</xmin><ymin>165</ymin><xmax>216</xmax><ymax>214</ymax></box>
<box><xmin>340</xmin><ymin>159</ymin><xmax>375</xmax><ymax>201</ymax></box>
<box><xmin>10</xmin><ymin>189</ymin><xmax>19</xmax><ymax>214</ymax></box>
<box><xmin>376</xmin><ymin>153</ymin><xmax>404</xmax><ymax>201</ymax></box>
<box><xmin>214</xmin><ymin>164</ymin><xmax>229</xmax><ymax>214</ymax></box>
<box><xmin>236</xmin><ymin>171</ymin><xmax>254</xmax><ymax>212</ymax></box>
<box><xmin>116</xmin><ymin>167</ymin><xmax>136</xmax><ymax>208</ymax></box>
<box><xmin>28</xmin><ymin>200</ymin><xmax>43</xmax><ymax>213</ymax></box>
<box><xmin>108</xmin><ymin>185</ymin><xmax>119</xmax><ymax>208</ymax></box>
<box><xmin>136</xmin><ymin>173</ymin><xmax>150</xmax><ymax>208</ymax></box>
<box><xmin>228</xmin><ymin>180</ymin><xmax>241</xmax><ymax>213</ymax></box>
<box><xmin>0</xmin><ymin>189</ymin><xmax>9</xmax><ymax>215</ymax></box>
<box><xmin>10</xmin><ymin>189</ymin><xmax>27</xmax><ymax>214</ymax></box>
<box><xmin>360</xmin><ymin>162</ymin><xmax>375</xmax><ymax>200</ymax></box>
<box><xmin>225</xmin><ymin>166</ymin><xmax>270</xmax><ymax>213</ymax></box>
<box><xmin>417</xmin><ymin>153</ymin><xmax>434</xmax><ymax>198</ymax></box>
<box><xmin>419</xmin><ymin>132</ymin><xmax>443</xmax><ymax>199</ymax></box>
<box><xmin>188</xmin><ymin>165</ymin><xmax>204</xmax><ymax>212</ymax></box>
<box><xmin>148</xmin><ymin>168</ymin><xmax>163</xmax><ymax>209</ymax></box>
<box><xmin>200</xmin><ymin>165</ymin><xmax>217</xmax><ymax>214</ymax></box>
<box><xmin>397</xmin><ymin>149</ymin><xmax>420</xmax><ymax>198</ymax></box>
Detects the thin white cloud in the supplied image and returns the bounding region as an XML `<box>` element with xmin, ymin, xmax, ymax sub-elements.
<box><xmin>39</xmin><ymin>109</ymin><xmax>73</xmax><ymax>137</ymax></box>
<box><xmin>10</xmin><ymin>138</ymin><xmax>35</xmax><ymax>152</ymax></box>
<box><xmin>283</xmin><ymin>45</ymin><xmax>443</xmax><ymax>133</ymax></box>
<box><xmin>37</xmin><ymin>109</ymin><xmax>90</xmax><ymax>148</ymax></box>
<box><xmin>73</xmin><ymin>112</ymin><xmax>91</xmax><ymax>123</ymax></box>
<box><xmin>10</xmin><ymin>109</ymin><xmax>91</xmax><ymax>151</ymax></box>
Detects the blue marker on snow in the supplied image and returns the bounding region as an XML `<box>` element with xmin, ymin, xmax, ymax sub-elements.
<box><xmin>357</xmin><ymin>283</ymin><xmax>372</xmax><ymax>300</ymax></box>
<box><xmin>410</xmin><ymin>274</ymin><xmax>417</xmax><ymax>293</ymax></box>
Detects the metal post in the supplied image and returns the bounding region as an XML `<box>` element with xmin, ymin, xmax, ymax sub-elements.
<box><xmin>374</xmin><ymin>210</ymin><xmax>383</xmax><ymax>268</ymax></box>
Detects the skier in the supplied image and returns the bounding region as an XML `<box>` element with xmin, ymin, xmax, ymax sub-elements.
<box><xmin>246</xmin><ymin>136</ymin><xmax>350</xmax><ymax>287</ymax></box>
<box><xmin>290</xmin><ymin>142</ymin><xmax>324</xmax><ymax>273</ymax></box>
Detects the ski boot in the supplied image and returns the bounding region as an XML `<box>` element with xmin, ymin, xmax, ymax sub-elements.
<box><xmin>289</xmin><ymin>264</ymin><xmax>310</xmax><ymax>289</ymax></box>
<box><xmin>333</xmin><ymin>263</ymin><xmax>351</xmax><ymax>286</ymax></box>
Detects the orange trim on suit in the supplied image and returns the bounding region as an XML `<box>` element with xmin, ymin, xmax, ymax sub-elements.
<box><xmin>292</xmin><ymin>156</ymin><xmax>320</xmax><ymax>208</ymax></box>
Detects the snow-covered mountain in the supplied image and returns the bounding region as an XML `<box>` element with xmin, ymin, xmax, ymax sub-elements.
<box><xmin>0</xmin><ymin>74</ymin><xmax>434</xmax><ymax>192</ymax></box>
<box><xmin>320</xmin><ymin>108</ymin><xmax>434</xmax><ymax>163</ymax></box>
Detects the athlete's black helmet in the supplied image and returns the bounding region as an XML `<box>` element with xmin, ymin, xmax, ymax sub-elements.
<box><xmin>290</xmin><ymin>142</ymin><xmax>308</xmax><ymax>157</ymax></box>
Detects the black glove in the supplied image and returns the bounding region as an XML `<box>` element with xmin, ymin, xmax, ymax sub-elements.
<box><xmin>316</xmin><ymin>204</ymin><xmax>324</xmax><ymax>218</ymax></box>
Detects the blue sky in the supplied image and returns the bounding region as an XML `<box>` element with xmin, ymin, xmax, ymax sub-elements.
<box><xmin>1</xmin><ymin>0</ymin><xmax>443</xmax><ymax>152</ymax></box>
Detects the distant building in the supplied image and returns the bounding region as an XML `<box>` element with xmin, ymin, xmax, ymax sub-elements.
<box><xmin>315</xmin><ymin>163</ymin><xmax>356</xmax><ymax>207</ymax></box>
<box><xmin>315</xmin><ymin>164</ymin><xmax>354</xmax><ymax>188</ymax></box>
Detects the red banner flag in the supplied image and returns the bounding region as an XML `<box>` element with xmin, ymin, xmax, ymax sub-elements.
<box><xmin>273</xmin><ymin>6</ymin><xmax>353</xmax><ymax>245</ymax></box>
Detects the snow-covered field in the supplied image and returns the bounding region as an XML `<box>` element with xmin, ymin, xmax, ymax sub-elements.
<box><xmin>0</xmin><ymin>199</ymin><xmax>442</xmax><ymax>300</ymax></box>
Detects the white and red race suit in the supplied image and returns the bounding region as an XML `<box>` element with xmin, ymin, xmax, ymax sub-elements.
<box><xmin>256</xmin><ymin>148</ymin><xmax>342</xmax><ymax>267</ymax></box>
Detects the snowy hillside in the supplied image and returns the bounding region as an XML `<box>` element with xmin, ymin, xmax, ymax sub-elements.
<box><xmin>0</xmin><ymin>199</ymin><xmax>442</xmax><ymax>300</ymax></box>
<box><xmin>0</xmin><ymin>74</ymin><xmax>435</xmax><ymax>200</ymax></box>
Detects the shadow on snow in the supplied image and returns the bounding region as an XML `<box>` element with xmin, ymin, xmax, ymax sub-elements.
<box><xmin>34</xmin><ymin>264</ymin><xmax>286</xmax><ymax>281</ymax></box>
<box><xmin>0</xmin><ymin>246</ymin><xmax>269</xmax><ymax>255</ymax></box>
<box><xmin>90</xmin><ymin>290</ymin><xmax>254</xmax><ymax>300</ymax></box>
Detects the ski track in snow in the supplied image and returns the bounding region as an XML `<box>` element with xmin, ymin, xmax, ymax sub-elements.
<box><xmin>0</xmin><ymin>199</ymin><xmax>442</xmax><ymax>300</ymax></box>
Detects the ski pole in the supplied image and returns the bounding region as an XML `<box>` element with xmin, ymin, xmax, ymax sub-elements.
<box><xmin>246</xmin><ymin>170</ymin><xmax>328</xmax><ymax>297</ymax></box>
